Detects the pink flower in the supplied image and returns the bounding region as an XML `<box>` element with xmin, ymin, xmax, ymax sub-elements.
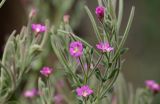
<box><xmin>145</xmin><ymin>80</ymin><xmax>155</xmax><ymax>88</ymax></box>
<box><xmin>145</xmin><ymin>80</ymin><xmax>160</xmax><ymax>93</ymax></box>
<box><xmin>95</xmin><ymin>6</ymin><xmax>105</xmax><ymax>20</ymax></box>
<box><xmin>96</xmin><ymin>42</ymin><xmax>114</xmax><ymax>52</ymax></box>
<box><xmin>23</xmin><ymin>88</ymin><xmax>38</xmax><ymax>98</ymax></box>
<box><xmin>31</xmin><ymin>24</ymin><xmax>46</xmax><ymax>33</ymax></box>
<box><xmin>40</xmin><ymin>67</ymin><xmax>53</xmax><ymax>77</ymax></box>
<box><xmin>76</xmin><ymin>85</ymin><xmax>93</xmax><ymax>97</ymax></box>
<box><xmin>69</xmin><ymin>41</ymin><xmax>83</xmax><ymax>57</ymax></box>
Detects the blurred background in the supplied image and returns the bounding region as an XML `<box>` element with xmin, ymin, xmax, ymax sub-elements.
<box><xmin>0</xmin><ymin>0</ymin><xmax>160</xmax><ymax>103</ymax></box>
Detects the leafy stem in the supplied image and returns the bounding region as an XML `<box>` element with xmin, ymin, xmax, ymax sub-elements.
<box><xmin>88</xmin><ymin>54</ymin><xmax>103</xmax><ymax>79</ymax></box>
<box><xmin>78</xmin><ymin>57</ymin><xmax>87</xmax><ymax>84</ymax></box>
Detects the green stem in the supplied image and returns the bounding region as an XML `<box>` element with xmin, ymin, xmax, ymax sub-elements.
<box><xmin>79</xmin><ymin>57</ymin><xmax>87</xmax><ymax>84</ymax></box>
<box><xmin>47</xmin><ymin>77</ymin><xmax>52</xmax><ymax>104</ymax></box>
<box><xmin>100</xmin><ymin>69</ymin><xmax>119</xmax><ymax>99</ymax></box>
<box><xmin>83</xmin><ymin>97</ymin><xmax>87</xmax><ymax>104</ymax></box>
<box><xmin>96</xmin><ymin>81</ymin><xmax>103</xmax><ymax>103</ymax></box>
<box><xmin>88</xmin><ymin>54</ymin><xmax>103</xmax><ymax>79</ymax></box>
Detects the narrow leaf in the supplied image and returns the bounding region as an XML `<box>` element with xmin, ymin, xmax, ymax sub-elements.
<box><xmin>95</xmin><ymin>68</ymin><xmax>102</xmax><ymax>81</ymax></box>
<box><xmin>85</xmin><ymin>6</ymin><xmax>102</xmax><ymax>42</ymax></box>
<box><xmin>108</xmin><ymin>68</ymin><xmax>118</xmax><ymax>79</ymax></box>
<box><xmin>0</xmin><ymin>0</ymin><xmax>6</xmax><ymax>8</ymax></box>
<box><xmin>112</xmin><ymin>6</ymin><xmax>135</xmax><ymax>62</ymax></box>
<box><xmin>117</xmin><ymin>0</ymin><xmax>124</xmax><ymax>34</ymax></box>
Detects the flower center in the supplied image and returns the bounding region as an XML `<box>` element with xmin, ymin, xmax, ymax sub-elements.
<box><xmin>102</xmin><ymin>44</ymin><xmax>106</xmax><ymax>49</ymax></box>
<box><xmin>82</xmin><ymin>91</ymin><xmax>88</xmax><ymax>97</ymax></box>
<box><xmin>73</xmin><ymin>47</ymin><xmax>79</xmax><ymax>53</ymax></box>
<box><xmin>36</xmin><ymin>28</ymin><xmax>40</xmax><ymax>32</ymax></box>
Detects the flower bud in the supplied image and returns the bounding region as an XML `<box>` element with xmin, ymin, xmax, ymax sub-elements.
<box><xmin>95</xmin><ymin>6</ymin><xmax>105</xmax><ymax>20</ymax></box>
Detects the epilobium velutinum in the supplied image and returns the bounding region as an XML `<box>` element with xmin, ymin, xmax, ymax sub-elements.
<box><xmin>96</xmin><ymin>42</ymin><xmax>114</xmax><ymax>52</ymax></box>
<box><xmin>145</xmin><ymin>80</ymin><xmax>160</xmax><ymax>94</ymax></box>
<box><xmin>69</xmin><ymin>41</ymin><xmax>83</xmax><ymax>57</ymax></box>
<box><xmin>76</xmin><ymin>85</ymin><xmax>93</xmax><ymax>97</ymax></box>
<box><xmin>32</xmin><ymin>24</ymin><xmax>46</xmax><ymax>33</ymax></box>
<box><xmin>1</xmin><ymin>0</ymin><xmax>159</xmax><ymax>104</ymax></box>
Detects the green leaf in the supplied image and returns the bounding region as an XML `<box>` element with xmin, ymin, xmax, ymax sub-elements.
<box><xmin>112</xmin><ymin>6</ymin><xmax>135</xmax><ymax>62</ymax></box>
<box><xmin>40</xmin><ymin>20</ymin><xmax>50</xmax><ymax>48</ymax></box>
<box><xmin>98</xmin><ymin>0</ymin><xmax>103</xmax><ymax>6</ymax></box>
<box><xmin>0</xmin><ymin>61</ymin><xmax>12</xmax><ymax>81</ymax></box>
<box><xmin>117</xmin><ymin>0</ymin><xmax>124</xmax><ymax>34</ymax></box>
<box><xmin>120</xmin><ymin>48</ymin><xmax>129</xmax><ymax>55</ymax></box>
<box><xmin>38</xmin><ymin>78</ymin><xmax>45</xmax><ymax>89</ymax></box>
<box><xmin>108</xmin><ymin>68</ymin><xmax>118</xmax><ymax>79</ymax></box>
<box><xmin>84</xmin><ymin>6</ymin><xmax>102</xmax><ymax>42</ymax></box>
<box><xmin>77</xmin><ymin>99</ymin><xmax>83</xmax><ymax>104</ymax></box>
<box><xmin>90</xmin><ymin>47</ymin><xmax>94</xmax><ymax>55</ymax></box>
<box><xmin>0</xmin><ymin>0</ymin><xmax>6</xmax><ymax>8</ymax></box>
<box><xmin>29</xmin><ymin>44</ymin><xmax>43</xmax><ymax>56</ymax></box>
<box><xmin>95</xmin><ymin>68</ymin><xmax>102</xmax><ymax>81</ymax></box>
<box><xmin>115</xmin><ymin>73</ymin><xmax>128</xmax><ymax>104</ymax></box>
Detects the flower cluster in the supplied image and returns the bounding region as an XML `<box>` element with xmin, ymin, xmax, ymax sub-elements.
<box><xmin>96</xmin><ymin>42</ymin><xmax>114</xmax><ymax>52</ymax></box>
<box><xmin>40</xmin><ymin>67</ymin><xmax>53</xmax><ymax>77</ymax></box>
<box><xmin>76</xmin><ymin>85</ymin><xmax>93</xmax><ymax>97</ymax></box>
<box><xmin>145</xmin><ymin>80</ymin><xmax>160</xmax><ymax>93</ymax></box>
<box><xmin>69</xmin><ymin>41</ymin><xmax>83</xmax><ymax>57</ymax></box>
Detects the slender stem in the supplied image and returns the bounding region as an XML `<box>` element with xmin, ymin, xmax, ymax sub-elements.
<box><xmin>96</xmin><ymin>81</ymin><xmax>103</xmax><ymax>103</ymax></box>
<box><xmin>100</xmin><ymin>69</ymin><xmax>119</xmax><ymax>98</ymax></box>
<box><xmin>47</xmin><ymin>77</ymin><xmax>52</xmax><ymax>104</ymax></box>
<box><xmin>101</xmin><ymin>22</ymin><xmax>110</xmax><ymax>43</ymax></box>
<box><xmin>79</xmin><ymin>57</ymin><xmax>87</xmax><ymax>84</ymax></box>
<box><xmin>82</xmin><ymin>97</ymin><xmax>88</xmax><ymax>104</ymax></box>
<box><xmin>85</xmin><ymin>55</ymin><xmax>90</xmax><ymax>83</ymax></box>
<box><xmin>88</xmin><ymin>54</ymin><xmax>103</xmax><ymax>79</ymax></box>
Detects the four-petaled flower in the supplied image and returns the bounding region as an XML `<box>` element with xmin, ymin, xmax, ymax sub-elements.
<box><xmin>31</xmin><ymin>24</ymin><xmax>46</xmax><ymax>33</ymax></box>
<box><xmin>69</xmin><ymin>41</ymin><xmax>83</xmax><ymax>57</ymax></box>
<box><xmin>40</xmin><ymin>67</ymin><xmax>53</xmax><ymax>77</ymax></box>
<box><xmin>96</xmin><ymin>42</ymin><xmax>114</xmax><ymax>52</ymax></box>
<box><xmin>95</xmin><ymin>6</ymin><xmax>105</xmax><ymax>20</ymax></box>
<box><xmin>145</xmin><ymin>80</ymin><xmax>160</xmax><ymax>93</ymax></box>
<box><xmin>23</xmin><ymin>88</ymin><xmax>38</xmax><ymax>98</ymax></box>
<box><xmin>76</xmin><ymin>85</ymin><xmax>93</xmax><ymax>97</ymax></box>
